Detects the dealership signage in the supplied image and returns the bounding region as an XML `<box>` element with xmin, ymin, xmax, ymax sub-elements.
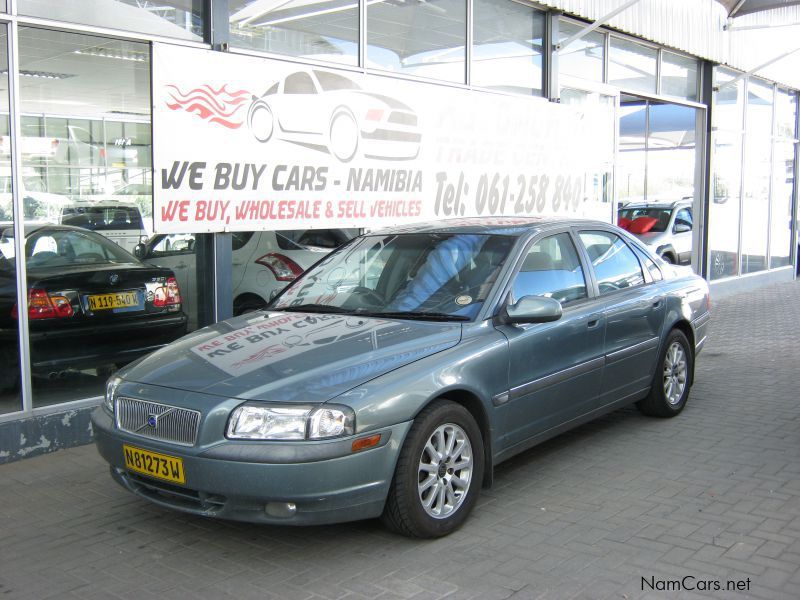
<box><xmin>153</xmin><ymin>43</ymin><xmax>614</xmax><ymax>233</ymax></box>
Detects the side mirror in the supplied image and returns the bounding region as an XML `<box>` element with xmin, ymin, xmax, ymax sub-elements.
<box><xmin>502</xmin><ymin>295</ymin><xmax>563</xmax><ymax>325</ymax></box>
<box><xmin>674</xmin><ymin>222</ymin><xmax>692</xmax><ymax>234</ymax></box>
<box><xmin>133</xmin><ymin>243</ymin><xmax>146</xmax><ymax>259</ymax></box>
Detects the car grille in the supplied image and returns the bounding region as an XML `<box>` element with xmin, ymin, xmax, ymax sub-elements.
<box><xmin>116</xmin><ymin>397</ymin><xmax>200</xmax><ymax>446</ymax></box>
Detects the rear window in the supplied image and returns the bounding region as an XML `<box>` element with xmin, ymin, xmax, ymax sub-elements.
<box><xmin>618</xmin><ymin>207</ymin><xmax>672</xmax><ymax>233</ymax></box>
<box><xmin>25</xmin><ymin>229</ymin><xmax>136</xmax><ymax>268</ymax></box>
<box><xmin>61</xmin><ymin>206</ymin><xmax>143</xmax><ymax>231</ymax></box>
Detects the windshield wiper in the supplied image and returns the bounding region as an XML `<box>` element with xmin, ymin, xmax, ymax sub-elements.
<box><xmin>356</xmin><ymin>311</ymin><xmax>470</xmax><ymax>322</ymax></box>
<box><xmin>276</xmin><ymin>303</ymin><xmax>353</xmax><ymax>314</ymax></box>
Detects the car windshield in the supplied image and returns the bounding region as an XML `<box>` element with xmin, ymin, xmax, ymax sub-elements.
<box><xmin>618</xmin><ymin>207</ymin><xmax>673</xmax><ymax>232</ymax></box>
<box><xmin>272</xmin><ymin>233</ymin><xmax>515</xmax><ymax>321</ymax></box>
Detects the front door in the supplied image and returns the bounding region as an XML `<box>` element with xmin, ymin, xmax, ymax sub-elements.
<box><xmin>495</xmin><ymin>231</ymin><xmax>605</xmax><ymax>452</ymax></box>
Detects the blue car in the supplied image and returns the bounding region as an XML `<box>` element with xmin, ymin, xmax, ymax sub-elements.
<box><xmin>93</xmin><ymin>218</ymin><xmax>711</xmax><ymax>538</ymax></box>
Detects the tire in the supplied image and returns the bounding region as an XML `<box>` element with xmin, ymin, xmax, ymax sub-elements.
<box><xmin>248</xmin><ymin>101</ymin><xmax>274</xmax><ymax>143</ymax></box>
<box><xmin>233</xmin><ymin>294</ymin><xmax>267</xmax><ymax>316</ymax></box>
<box><xmin>382</xmin><ymin>400</ymin><xmax>484</xmax><ymax>538</ymax></box>
<box><xmin>329</xmin><ymin>110</ymin><xmax>359</xmax><ymax>162</ymax></box>
<box><xmin>637</xmin><ymin>329</ymin><xmax>693</xmax><ymax>418</ymax></box>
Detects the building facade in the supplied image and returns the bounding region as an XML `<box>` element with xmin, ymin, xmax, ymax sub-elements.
<box><xmin>0</xmin><ymin>0</ymin><xmax>797</xmax><ymax>460</ymax></box>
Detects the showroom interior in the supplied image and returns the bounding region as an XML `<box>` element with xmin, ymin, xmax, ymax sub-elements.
<box><xmin>0</xmin><ymin>0</ymin><xmax>798</xmax><ymax>461</ymax></box>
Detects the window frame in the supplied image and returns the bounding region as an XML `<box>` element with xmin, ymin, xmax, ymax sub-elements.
<box><xmin>507</xmin><ymin>230</ymin><xmax>591</xmax><ymax>307</ymax></box>
<box><xmin>573</xmin><ymin>226</ymin><xmax>651</xmax><ymax>297</ymax></box>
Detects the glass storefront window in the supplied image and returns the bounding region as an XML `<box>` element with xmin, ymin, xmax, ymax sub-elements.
<box><xmin>770</xmin><ymin>140</ymin><xmax>795</xmax><ymax>268</ymax></box>
<box><xmin>661</xmin><ymin>51</ymin><xmax>698</xmax><ymax>101</ymax></box>
<box><xmin>709</xmin><ymin>68</ymin><xmax>745</xmax><ymax>280</ymax></box>
<box><xmin>472</xmin><ymin>0</ymin><xmax>544</xmax><ymax>95</ymax></box>
<box><xmin>709</xmin><ymin>130</ymin><xmax>742</xmax><ymax>279</ymax></box>
<box><xmin>558</xmin><ymin>19</ymin><xmax>604</xmax><ymax>84</ymax></box>
<box><xmin>646</xmin><ymin>102</ymin><xmax>697</xmax><ymax>200</ymax></box>
<box><xmin>771</xmin><ymin>88</ymin><xmax>797</xmax><ymax>270</ymax></box>
<box><xmin>229</xmin><ymin>0</ymin><xmax>358</xmax><ymax>66</ymax></box>
<box><xmin>617</xmin><ymin>98</ymin><xmax>647</xmax><ymax>203</ymax></box>
<box><xmin>0</xmin><ymin>24</ymin><xmax>23</xmax><ymax>414</ymax></box>
<box><xmin>741</xmin><ymin>77</ymin><xmax>773</xmax><ymax>274</ymax></box>
<box><xmin>368</xmin><ymin>0</ymin><xmax>466</xmax><ymax>83</ymax></box>
<box><xmin>14</xmin><ymin>28</ymin><xmax>186</xmax><ymax>409</ymax></box>
<box><xmin>608</xmin><ymin>37</ymin><xmax>656</xmax><ymax>94</ymax></box>
<box><xmin>775</xmin><ymin>88</ymin><xmax>797</xmax><ymax>139</ymax></box>
<box><xmin>19</xmin><ymin>1</ymin><xmax>202</xmax><ymax>42</ymax></box>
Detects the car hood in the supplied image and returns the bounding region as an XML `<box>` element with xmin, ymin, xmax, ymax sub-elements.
<box><xmin>120</xmin><ymin>310</ymin><xmax>462</xmax><ymax>403</ymax></box>
<box><xmin>632</xmin><ymin>230</ymin><xmax>668</xmax><ymax>245</ymax></box>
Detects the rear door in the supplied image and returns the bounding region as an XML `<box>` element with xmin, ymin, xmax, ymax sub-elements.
<box><xmin>576</xmin><ymin>229</ymin><xmax>665</xmax><ymax>408</ymax></box>
<box><xmin>494</xmin><ymin>230</ymin><xmax>606</xmax><ymax>451</ymax></box>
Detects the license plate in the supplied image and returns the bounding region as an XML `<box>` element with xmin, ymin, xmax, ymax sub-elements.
<box><xmin>87</xmin><ymin>291</ymin><xmax>139</xmax><ymax>311</ymax></box>
<box><xmin>123</xmin><ymin>444</ymin><xmax>185</xmax><ymax>484</ymax></box>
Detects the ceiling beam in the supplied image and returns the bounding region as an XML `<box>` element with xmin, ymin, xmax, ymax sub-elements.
<box><xmin>557</xmin><ymin>0</ymin><xmax>643</xmax><ymax>52</ymax></box>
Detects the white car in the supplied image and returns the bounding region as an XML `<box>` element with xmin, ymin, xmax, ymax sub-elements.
<box><xmin>247</xmin><ymin>69</ymin><xmax>421</xmax><ymax>162</ymax></box>
<box><xmin>137</xmin><ymin>229</ymin><xmax>355</xmax><ymax>330</ymax></box>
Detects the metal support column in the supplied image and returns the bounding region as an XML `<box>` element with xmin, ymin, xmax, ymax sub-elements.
<box><xmin>197</xmin><ymin>0</ymin><xmax>233</xmax><ymax>326</ymax></box>
<box><xmin>7</xmin><ymin>10</ymin><xmax>33</xmax><ymax>413</ymax></box>
<box><xmin>699</xmin><ymin>61</ymin><xmax>715</xmax><ymax>279</ymax></box>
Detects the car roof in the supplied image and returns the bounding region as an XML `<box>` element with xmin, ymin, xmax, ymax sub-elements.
<box><xmin>368</xmin><ymin>217</ymin><xmax>614</xmax><ymax>237</ymax></box>
<box><xmin>0</xmin><ymin>223</ymin><xmax>97</xmax><ymax>237</ymax></box>
<box><xmin>621</xmin><ymin>199</ymin><xmax>691</xmax><ymax>209</ymax></box>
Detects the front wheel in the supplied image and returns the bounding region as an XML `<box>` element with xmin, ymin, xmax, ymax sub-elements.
<box><xmin>382</xmin><ymin>400</ymin><xmax>484</xmax><ymax>538</ymax></box>
<box><xmin>637</xmin><ymin>329</ymin><xmax>693</xmax><ymax>417</ymax></box>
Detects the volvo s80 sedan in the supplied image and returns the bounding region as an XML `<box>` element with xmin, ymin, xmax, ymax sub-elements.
<box><xmin>92</xmin><ymin>218</ymin><xmax>710</xmax><ymax>538</ymax></box>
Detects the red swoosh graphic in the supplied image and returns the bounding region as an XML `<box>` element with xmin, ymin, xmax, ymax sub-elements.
<box><xmin>165</xmin><ymin>84</ymin><xmax>251</xmax><ymax>130</ymax></box>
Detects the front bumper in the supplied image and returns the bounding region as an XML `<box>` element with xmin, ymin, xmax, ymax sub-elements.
<box><xmin>92</xmin><ymin>407</ymin><xmax>411</xmax><ymax>525</ymax></box>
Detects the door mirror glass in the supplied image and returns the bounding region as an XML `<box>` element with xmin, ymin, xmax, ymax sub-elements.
<box><xmin>504</xmin><ymin>295</ymin><xmax>562</xmax><ymax>324</ymax></box>
<box><xmin>133</xmin><ymin>243</ymin><xmax>146</xmax><ymax>259</ymax></box>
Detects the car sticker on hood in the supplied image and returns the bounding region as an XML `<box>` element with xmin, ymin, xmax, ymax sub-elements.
<box><xmin>190</xmin><ymin>312</ymin><xmax>391</xmax><ymax>377</ymax></box>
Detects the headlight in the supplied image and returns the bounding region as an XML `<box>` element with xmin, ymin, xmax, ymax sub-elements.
<box><xmin>226</xmin><ymin>403</ymin><xmax>355</xmax><ymax>440</ymax></box>
<box><xmin>104</xmin><ymin>374</ymin><xmax>122</xmax><ymax>414</ymax></box>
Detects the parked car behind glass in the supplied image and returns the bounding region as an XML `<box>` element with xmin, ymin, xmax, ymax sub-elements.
<box><xmin>0</xmin><ymin>224</ymin><xmax>187</xmax><ymax>392</ymax></box>
<box><xmin>93</xmin><ymin>218</ymin><xmax>710</xmax><ymax>538</ymax></box>
<box><xmin>136</xmin><ymin>229</ymin><xmax>355</xmax><ymax>329</ymax></box>
<box><xmin>618</xmin><ymin>199</ymin><xmax>693</xmax><ymax>265</ymax></box>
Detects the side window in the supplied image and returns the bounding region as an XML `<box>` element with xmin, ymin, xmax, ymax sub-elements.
<box><xmin>578</xmin><ymin>231</ymin><xmax>645</xmax><ymax>294</ymax></box>
<box><xmin>674</xmin><ymin>208</ymin><xmax>692</xmax><ymax>231</ymax></box>
<box><xmin>634</xmin><ymin>247</ymin><xmax>663</xmax><ymax>282</ymax></box>
<box><xmin>232</xmin><ymin>231</ymin><xmax>254</xmax><ymax>251</ymax></box>
<box><xmin>284</xmin><ymin>72</ymin><xmax>316</xmax><ymax>94</ymax></box>
<box><xmin>150</xmin><ymin>234</ymin><xmax>195</xmax><ymax>257</ymax></box>
<box><xmin>511</xmin><ymin>233</ymin><xmax>588</xmax><ymax>306</ymax></box>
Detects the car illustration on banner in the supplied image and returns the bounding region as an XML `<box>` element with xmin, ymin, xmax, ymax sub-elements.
<box><xmin>246</xmin><ymin>69</ymin><xmax>422</xmax><ymax>162</ymax></box>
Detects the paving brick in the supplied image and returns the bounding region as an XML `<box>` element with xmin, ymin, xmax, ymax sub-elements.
<box><xmin>1</xmin><ymin>281</ymin><xmax>800</xmax><ymax>599</ymax></box>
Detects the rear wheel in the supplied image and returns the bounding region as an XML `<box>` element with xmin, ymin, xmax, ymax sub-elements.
<box><xmin>382</xmin><ymin>400</ymin><xmax>484</xmax><ymax>538</ymax></box>
<box><xmin>637</xmin><ymin>329</ymin><xmax>693</xmax><ymax>417</ymax></box>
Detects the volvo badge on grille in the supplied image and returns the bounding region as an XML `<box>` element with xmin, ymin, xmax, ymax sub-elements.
<box><xmin>109</xmin><ymin>273</ymin><xmax>120</xmax><ymax>285</ymax></box>
<box><xmin>147</xmin><ymin>414</ymin><xmax>158</xmax><ymax>428</ymax></box>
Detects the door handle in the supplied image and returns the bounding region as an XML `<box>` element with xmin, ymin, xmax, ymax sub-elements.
<box><xmin>587</xmin><ymin>315</ymin><xmax>602</xmax><ymax>329</ymax></box>
<box><xmin>652</xmin><ymin>297</ymin><xmax>663</xmax><ymax>308</ymax></box>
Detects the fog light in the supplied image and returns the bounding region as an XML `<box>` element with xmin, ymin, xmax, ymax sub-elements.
<box><xmin>265</xmin><ymin>502</ymin><xmax>297</xmax><ymax>518</ymax></box>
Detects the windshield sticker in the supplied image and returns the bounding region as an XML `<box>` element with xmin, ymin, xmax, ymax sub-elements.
<box><xmin>455</xmin><ymin>295</ymin><xmax>472</xmax><ymax>306</ymax></box>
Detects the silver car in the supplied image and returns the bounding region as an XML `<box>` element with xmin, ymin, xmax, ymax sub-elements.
<box><xmin>618</xmin><ymin>200</ymin><xmax>693</xmax><ymax>265</ymax></box>
<box><xmin>92</xmin><ymin>218</ymin><xmax>711</xmax><ymax>538</ymax></box>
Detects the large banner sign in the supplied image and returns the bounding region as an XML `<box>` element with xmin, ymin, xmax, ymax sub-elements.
<box><xmin>153</xmin><ymin>43</ymin><xmax>614</xmax><ymax>233</ymax></box>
